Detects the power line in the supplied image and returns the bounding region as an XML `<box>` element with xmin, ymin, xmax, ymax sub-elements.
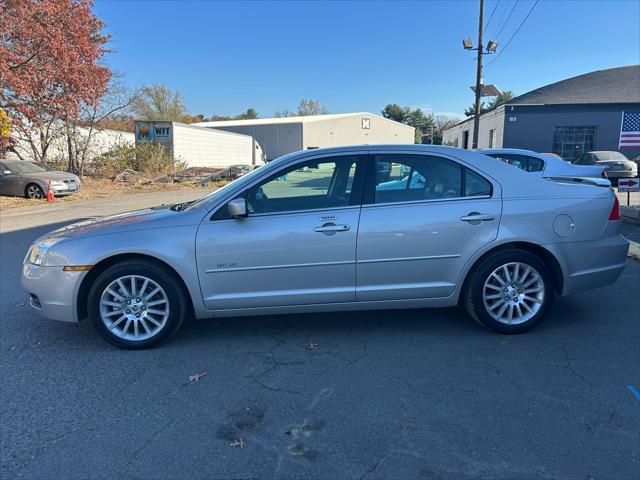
<box><xmin>493</xmin><ymin>0</ymin><xmax>519</xmax><ymax>41</ymax></box>
<box><xmin>488</xmin><ymin>0</ymin><xmax>540</xmax><ymax>66</ymax></box>
<box><xmin>489</xmin><ymin>0</ymin><xmax>509</xmax><ymax>38</ymax></box>
<box><xmin>485</xmin><ymin>0</ymin><xmax>501</xmax><ymax>31</ymax></box>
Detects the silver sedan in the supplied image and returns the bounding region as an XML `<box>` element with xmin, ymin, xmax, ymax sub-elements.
<box><xmin>22</xmin><ymin>145</ymin><xmax>628</xmax><ymax>348</ymax></box>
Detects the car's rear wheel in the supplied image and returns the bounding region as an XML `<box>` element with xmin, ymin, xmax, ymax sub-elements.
<box><xmin>463</xmin><ymin>250</ymin><xmax>555</xmax><ymax>333</ymax></box>
<box><xmin>87</xmin><ymin>260</ymin><xmax>187</xmax><ymax>349</ymax></box>
<box><xmin>25</xmin><ymin>183</ymin><xmax>44</xmax><ymax>199</ymax></box>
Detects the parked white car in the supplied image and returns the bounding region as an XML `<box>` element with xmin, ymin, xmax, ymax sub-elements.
<box><xmin>482</xmin><ymin>149</ymin><xmax>607</xmax><ymax>180</ymax></box>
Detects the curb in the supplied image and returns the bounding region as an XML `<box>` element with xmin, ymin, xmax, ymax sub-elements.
<box><xmin>629</xmin><ymin>240</ymin><xmax>640</xmax><ymax>261</ymax></box>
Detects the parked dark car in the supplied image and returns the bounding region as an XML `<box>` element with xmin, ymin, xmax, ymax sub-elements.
<box><xmin>28</xmin><ymin>161</ymin><xmax>54</xmax><ymax>172</ymax></box>
<box><xmin>0</xmin><ymin>160</ymin><xmax>81</xmax><ymax>199</ymax></box>
<box><xmin>572</xmin><ymin>151</ymin><xmax>637</xmax><ymax>181</ymax></box>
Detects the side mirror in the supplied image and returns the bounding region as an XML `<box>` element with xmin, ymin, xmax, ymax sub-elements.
<box><xmin>227</xmin><ymin>198</ymin><xmax>247</xmax><ymax>218</ymax></box>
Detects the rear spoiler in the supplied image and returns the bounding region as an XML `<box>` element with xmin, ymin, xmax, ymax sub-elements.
<box><xmin>545</xmin><ymin>176</ymin><xmax>611</xmax><ymax>187</ymax></box>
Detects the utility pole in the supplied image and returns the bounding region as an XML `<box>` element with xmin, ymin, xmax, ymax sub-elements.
<box><xmin>472</xmin><ymin>0</ymin><xmax>484</xmax><ymax>150</ymax></box>
<box><xmin>462</xmin><ymin>0</ymin><xmax>499</xmax><ymax>150</ymax></box>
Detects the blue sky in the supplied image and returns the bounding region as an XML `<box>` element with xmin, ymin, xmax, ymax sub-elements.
<box><xmin>95</xmin><ymin>0</ymin><xmax>640</xmax><ymax>119</ymax></box>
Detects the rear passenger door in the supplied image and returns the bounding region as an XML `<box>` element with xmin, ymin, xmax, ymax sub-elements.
<box><xmin>356</xmin><ymin>152</ymin><xmax>502</xmax><ymax>301</ymax></box>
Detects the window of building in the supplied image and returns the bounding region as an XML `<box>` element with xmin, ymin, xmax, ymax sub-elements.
<box><xmin>489</xmin><ymin>129</ymin><xmax>496</xmax><ymax>148</ymax></box>
<box><xmin>552</xmin><ymin>126</ymin><xmax>596</xmax><ymax>162</ymax></box>
<box><xmin>373</xmin><ymin>154</ymin><xmax>491</xmax><ymax>204</ymax></box>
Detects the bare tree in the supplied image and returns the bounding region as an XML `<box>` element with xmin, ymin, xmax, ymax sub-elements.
<box><xmin>274</xmin><ymin>109</ymin><xmax>296</xmax><ymax>118</ymax></box>
<box><xmin>64</xmin><ymin>79</ymin><xmax>137</xmax><ymax>175</ymax></box>
<box><xmin>430</xmin><ymin>114</ymin><xmax>462</xmax><ymax>145</ymax></box>
<box><xmin>297</xmin><ymin>99</ymin><xmax>328</xmax><ymax>116</ymax></box>
<box><xmin>131</xmin><ymin>84</ymin><xmax>187</xmax><ymax>121</ymax></box>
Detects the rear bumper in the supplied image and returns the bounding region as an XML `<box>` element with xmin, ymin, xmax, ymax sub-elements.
<box><xmin>606</xmin><ymin>170</ymin><xmax>637</xmax><ymax>179</ymax></box>
<box><xmin>546</xmin><ymin>223</ymin><xmax>629</xmax><ymax>296</ymax></box>
<box><xmin>21</xmin><ymin>263</ymin><xmax>84</xmax><ymax>322</ymax></box>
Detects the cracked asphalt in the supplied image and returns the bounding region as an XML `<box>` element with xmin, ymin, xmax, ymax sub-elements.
<box><xmin>1</xmin><ymin>192</ymin><xmax>639</xmax><ymax>480</ymax></box>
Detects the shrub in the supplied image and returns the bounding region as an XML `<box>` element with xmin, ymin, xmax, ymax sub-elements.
<box><xmin>92</xmin><ymin>142</ymin><xmax>186</xmax><ymax>177</ymax></box>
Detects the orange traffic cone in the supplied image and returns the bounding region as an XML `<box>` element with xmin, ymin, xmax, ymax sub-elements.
<box><xmin>46</xmin><ymin>181</ymin><xmax>55</xmax><ymax>202</ymax></box>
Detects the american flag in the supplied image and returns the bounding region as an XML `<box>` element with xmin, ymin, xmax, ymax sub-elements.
<box><xmin>619</xmin><ymin>111</ymin><xmax>640</xmax><ymax>148</ymax></box>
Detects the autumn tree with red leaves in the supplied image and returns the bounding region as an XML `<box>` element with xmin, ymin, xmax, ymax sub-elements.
<box><xmin>0</xmin><ymin>0</ymin><xmax>111</xmax><ymax>164</ymax></box>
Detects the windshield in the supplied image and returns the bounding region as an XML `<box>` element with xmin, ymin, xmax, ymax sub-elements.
<box><xmin>593</xmin><ymin>152</ymin><xmax>627</xmax><ymax>161</ymax></box>
<box><xmin>5</xmin><ymin>161</ymin><xmax>47</xmax><ymax>174</ymax></box>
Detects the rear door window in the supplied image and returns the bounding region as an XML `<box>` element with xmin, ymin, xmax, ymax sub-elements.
<box><xmin>372</xmin><ymin>154</ymin><xmax>491</xmax><ymax>204</ymax></box>
<box><xmin>487</xmin><ymin>153</ymin><xmax>545</xmax><ymax>172</ymax></box>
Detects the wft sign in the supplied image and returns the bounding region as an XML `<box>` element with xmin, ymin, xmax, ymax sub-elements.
<box><xmin>135</xmin><ymin>121</ymin><xmax>172</xmax><ymax>145</ymax></box>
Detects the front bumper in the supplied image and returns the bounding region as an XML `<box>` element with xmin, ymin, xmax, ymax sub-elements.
<box><xmin>21</xmin><ymin>263</ymin><xmax>85</xmax><ymax>322</ymax></box>
<box><xmin>52</xmin><ymin>185</ymin><xmax>80</xmax><ymax>196</ymax></box>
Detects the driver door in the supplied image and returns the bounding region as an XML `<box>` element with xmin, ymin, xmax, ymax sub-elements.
<box><xmin>0</xmin><ymin>163</ymin><xmax>22</xmax><ymax>196</ymax></box>
<box><xmin>196</xmin><ymin>153</ymin><xmax>366</xmax><ymax>311</ymax></box>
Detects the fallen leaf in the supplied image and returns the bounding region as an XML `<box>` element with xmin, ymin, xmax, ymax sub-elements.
<box><xmin>306</xmin><ymin>341</ymin><xmax>318</xmax><ymax>350</ymax></box>
<box><xmin>229</xmin><ymin>439</ymin><xmax>246</xmax><ymax>448</ymax></box>
<box><xmin>188</xmin><ymin>372</ymin><xmax>207</xmax><ymax>383</ymax></box>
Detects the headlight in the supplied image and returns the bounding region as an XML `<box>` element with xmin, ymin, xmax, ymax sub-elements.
<box><xmin>28</xmin><ymin>237</ymin><xmax>62</xmax><ymax>266</ymax></box>
<box><xmin>50</xmin><ymin>181</ymin><xmax>67</xmax><ymax>188</ymax></box>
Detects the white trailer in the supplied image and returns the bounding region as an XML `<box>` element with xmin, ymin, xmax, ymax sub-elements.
<box><xmin>134</xmin><ymin>121</ymin><xmax>265</xmax><ymax>168</ymax></box>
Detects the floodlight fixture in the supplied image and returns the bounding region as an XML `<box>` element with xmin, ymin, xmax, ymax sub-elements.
<box><xmin>486</xmin><ymin>40</ymin><xmax>498</xmax><ymax>53</ymax></box>
<box><xmin>462</xmin><ymin>38</ymin><xmax>474</xmax><ymax>50</ymax></box>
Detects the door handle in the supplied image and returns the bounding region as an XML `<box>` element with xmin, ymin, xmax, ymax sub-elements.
<box><xmin>314</xmin><ymin>223</ymin><xmax>350</xmax><ymax>233</ymax></box>
<box><xmin>460</xmin><ymin>213</ymin><xmax>495</xmax><ymax>222</ymax></box>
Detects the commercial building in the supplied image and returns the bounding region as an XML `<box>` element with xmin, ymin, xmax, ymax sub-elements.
<box><xmin>134</xmin><ymin>121</ymin><xmax>264</xmax><ymax>167</ymax></box>
<box><xmin>442</xmin><ymin>65</ymin><xmax>640</xmax><ymax>161</ymax></box>
<box><xmin>193</xmin><ymin>112</ymin><xmax>415</xmax><ymax>161</ymax></box>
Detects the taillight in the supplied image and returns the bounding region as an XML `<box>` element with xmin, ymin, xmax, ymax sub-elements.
<box><xmin>601</xmin><ymin>169</ymin><xmax>608</xmax><ymax>179</ymax></box>
<box><xmin>609</xmin><ymin>196</ymin><xmax>620</xmax><ymax>221</ymax></box>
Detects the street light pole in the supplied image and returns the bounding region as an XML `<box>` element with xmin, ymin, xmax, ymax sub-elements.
<box><xmin>472</xmin><ymin>0</ymin><xmax>484</xmax><ymax>150</ymax></box>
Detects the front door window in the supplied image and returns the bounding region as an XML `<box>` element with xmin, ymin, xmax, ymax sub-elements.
<box><xmin>244</xmin><ymin>156</ymin><xmax>360</xmax><ymax>215</ymax></box>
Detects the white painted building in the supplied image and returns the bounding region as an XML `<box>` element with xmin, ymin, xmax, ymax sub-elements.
<box><xmin>134</xmin><ymin>121</ymin><xmax>264</xmax><ymax>168</ymax></box>
<box><xmin>8</xmin><ymin>126</ymin><xmax>134</xmax><ymax>162</ymax></box>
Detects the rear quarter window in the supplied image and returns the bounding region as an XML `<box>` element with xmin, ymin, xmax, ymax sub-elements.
<box><xmin>465</xmin><ymin>169</ymin><xmax>492</xmax><ymax>196</ymax></box>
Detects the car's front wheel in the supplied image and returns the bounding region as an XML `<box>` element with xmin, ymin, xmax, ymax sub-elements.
<box><xmin>25</xmin><ymin>183</ymin><xmax>44</xmax><ymax>199</ymax></box>
<box><xmin>463</xmin><ymin>250</ymin><xmax>555</xmax><ymax>333</ymax></box>
<box><xmin>87</xmin><ymin>260</ymin><xmax>188</xmax><ymax>349</ymax></box>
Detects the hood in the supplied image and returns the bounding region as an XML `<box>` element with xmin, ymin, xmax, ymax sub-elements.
<box><xmin>43</xmin><ymin>205</ymin><xmax>178</xmax><ymax>241</ymax></box>
<box><xmin>23</xmin><ymin>171</ymin><xmax>79</xmax><ymax>181</ymax></box>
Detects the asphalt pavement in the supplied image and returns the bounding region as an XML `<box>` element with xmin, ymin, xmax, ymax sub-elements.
<box><xmin>1</xmin><ymin>192</ymin><xmax>639</xmax><ymax>480</ymax></box>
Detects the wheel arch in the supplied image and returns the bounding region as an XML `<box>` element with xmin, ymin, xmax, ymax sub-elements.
<box><xmin>459</xmin><ymin>241</ymin><xmax>565</xmax><ymax>303</ymax></box>
<box><xmin>76</xmin><ymin>253</ymin><xmax>194</xmax><ymax>321</ymax></box>
<box><xmin>24</xmin><ymin>182</ymin><xmax>44</xmax><ymax>198</ymax></box>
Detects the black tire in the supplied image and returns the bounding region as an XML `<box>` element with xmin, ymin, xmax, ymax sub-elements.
<box><xmin>87</xmin><ymin>260</ymin><xmax>188</xmax><ymax>349</ymax></box>
<box><xmin>25</xmin><ymin>183</ymin><xmax>44</xmax><ymax>199</ymax></box>
<box><xmin>462</xmin><ymin>249</ymin><xmax>555</xmax><ymax>334</ymax></box>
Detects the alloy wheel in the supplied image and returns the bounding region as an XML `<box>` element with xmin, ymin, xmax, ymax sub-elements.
<box><xmin>27</xmin><ymin>185</ymin><xmax>43</xmax><ymax>199</ymax></box>
<box><xmin>99</xmin><ymin>275</ymin><xmax>170</xmax><ymax>341</ymax></box>
<box><xmin>482</xmin><ymin>262</ymin><xmax>545</xmax><ymax>325</ymax></box>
